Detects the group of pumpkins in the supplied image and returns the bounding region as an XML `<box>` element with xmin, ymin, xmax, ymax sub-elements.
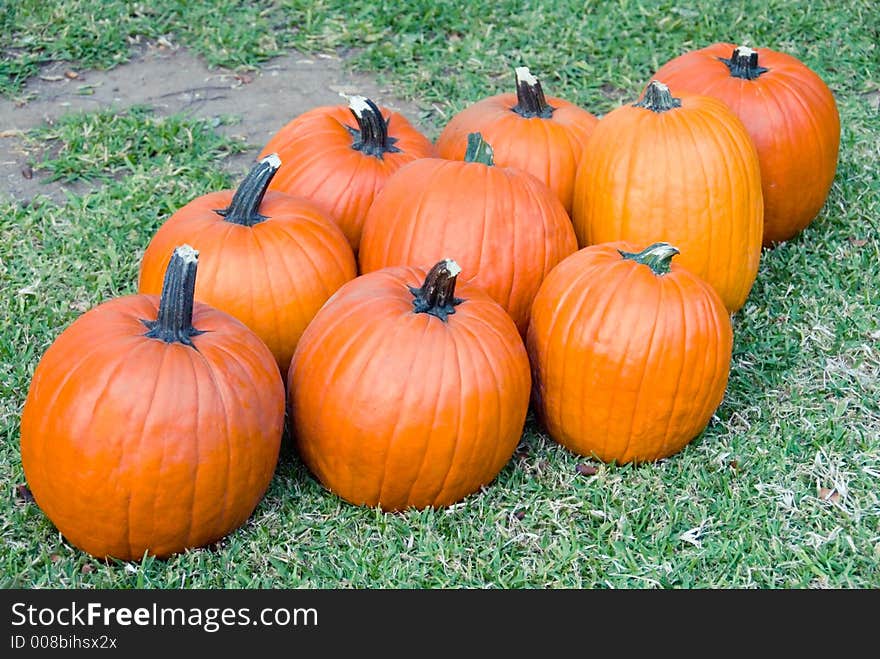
<box><xmin>19</xmin><ymin>43</ymin><xmax>839</xmax><ymax>560</ymax></box>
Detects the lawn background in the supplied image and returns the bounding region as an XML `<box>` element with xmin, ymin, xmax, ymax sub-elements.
<box><xmin>1</xmin><ymin>0</ymin><xmax>878</xmax><ymax>587</ymax></box>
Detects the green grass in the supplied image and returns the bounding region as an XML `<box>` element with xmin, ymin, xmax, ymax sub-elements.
<box><xmin>1</xmin><ymin>1</ymin><xmax>879</xmax><ymax>588</ymax></box>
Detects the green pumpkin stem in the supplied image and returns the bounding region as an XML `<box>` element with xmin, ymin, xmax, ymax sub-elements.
<box><xmin>409</xmin><ymin>259</ymin><xmax>465</xmax><ymax>321</ymax></box>
<box><xmin>216</xmin><ymin>154</ymin><xmax>280</xmax><ymax>226</ymax></box>
<box><xmin>347</xmin><ymin>95</ymin><xmax>401</xmax><ymax>159</ymax></box>
<box><xmin>634</xmin><ymin>81</ymin><xmax>682</xmax><ymax>113</ymax></box>
<box><xmin>720</xmin><ymin>46</ymin><xmax>769</xmax><ymax>80</ymax></box>
<box><xmin>143</xmin><ymin>245</ymin><xmax>205</xmax><ymax>346</ymax></box>
<box><xmin>464</xmin><ymin>132</ymin><xmax>495</xmax><ymax>166</ymax></box>
<box><xmin>512</xmin><ymin>66</ymin><xmax>554</xmax><ymax>119</ymax></box>
<box><xmin>619</xmin><ymin>242</ymin><xmax>680</xmax><ymax>276</ymax></box>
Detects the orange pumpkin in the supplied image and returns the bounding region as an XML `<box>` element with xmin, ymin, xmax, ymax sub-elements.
<box><xmin>259</xmin><ymin>96</ymin><xmax>435</xmax><ymax>251</ymax></box>
<box><xmin>652</xmin><ymin>44</ymin><xmax>840</xmax><ymax>246</ymax></box>
<box><xmin>527</xmin><ymin>242</ymin><xmax>733</xmax><ymax>464</ymax></box>
<box><xmin>359</xmin><ymin>133</ymin><xmax>577</xmax><ymax>334</ymax></box>
<box><xmin>436</xmin><ymin>67</ymin><xmax>599</xmax><ymax>212</ymax></box>
<box><xmin>139</xmin><ymin>155</ymin><xmax>357</xmax><ymax>374</ymax></box>
<box><xmin>571</xmin><ymin>81</ymin><xmax>763</xmax><ymax>313</ymax></box>
<box><xmin>289</xmin><ymin>259</ymin><xmax>531</xmax><ymax>511</ymax></box>
<box><xmin>21</xmin><ymin>246</ymin><xmax>285</xmax><ymax>559</ymax></box>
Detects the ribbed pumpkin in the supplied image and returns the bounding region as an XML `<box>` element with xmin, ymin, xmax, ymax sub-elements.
<box><xmin>259</xmin><ymin>96</ymin><xmax>435</xmax><ymax>251</ymax></box>
<box><xmin>21</xmin><ymin>246</ymin><xmax>285</xmax><ymax>559</ymax></box>
<box><xmin>359</xmin><ymin>133</ymin><xmax>577</xmax><ymax>334</ymax></box>
<box><xmin>571</xmin><ymin>81</ymin><xmax>763</xmax><ymax>313</ymax></box>
<box><xmin>651</xmin><ymin>44</ymin><xmax>840</xmax><ymax>246</ymax></box>
<box><xmin>139</xmin><ymin>155</ymin><xmax>356</xmax><ymax>374</ymax></box>
<box><xmin>527</xmin><ymin>242</ymin><xmax>732</xmax><ymax>464</ymax></box>
<box><xmin>436</xmin><ymin>67</ymin><xmax>599</xmax><ymax>212</ymax></box>
<box><xmin>289</xmin><ymin>260</ymin><xmax>531</xmax><ymax>511</ymax></box>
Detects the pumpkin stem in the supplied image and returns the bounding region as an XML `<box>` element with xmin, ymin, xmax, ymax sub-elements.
<box><xmin>720</xmin><ymin>46</ymin><xmax>769</xmax><ymax>80</ymax></box>
<box><xmin>216</xmin><ymin>154</ymin><xmax>280</xmax><ymax>226</ymax></box>
<box><xmin>619</xmin><ymin>242</ymin><xmax>680</xmax><ymax>276</ymax></box>
<box><xmin>143</xmin><ymin>245</ymin><xmax>205</xmax><ymax>347</ymax></box>
<box><xmin>409</xmin><ymin>259</ymin><xmax>465</xmax><ymax>321</ymax></box>
<box><xmin>464</xmin><ymin>132</ymin><xmax>495</xmax><ymax>166</ymax></box>
<box><xmin>634</xmin><ymin>81</ymin><xmax>682</xmax><ymax>113</ymax></box>
<box><xmin>512</xmin><ymin>66</ymin><xmax>554</xmax><ymax>119</ymax></box>
<box><xmin>346</xmin><ymin>95</ymin><xmax>401</xmax><ymax>159</ymax></box>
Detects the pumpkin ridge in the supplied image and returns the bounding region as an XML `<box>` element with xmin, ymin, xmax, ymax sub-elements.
<box><xmin>683</xmin><ymin>106</ymin><xmax>735</xmax><ymax>302</ymax></box>
<box><xmin>557</xmin><ymin>261</ymin><xmax>627</xmax><ymax>443</ymax></box>
<box><xmin>617</xmin><ymin>111</ymin><xmax>649</xmax><ymax>242</ymax></box>
<box><xmin>177</xmin><ymin>346</ymin><xmax>200</xmax><ymax>548</ymax></box>
<box><xmin>27</xmin><ymin>328</ymin><xmax>133</xmax><ymax>484</ymax></box>
<box><xmin>301</xmin><ymin>299</ymin><xmax>392</xmax><ymax>492</ymax></box>
<box><xmin>690</xmin><ymin>284</ymin><xmax>725</xmax><ymax>444</ymax></box>
<box><xmin>706</xmin><ymin>103</ymin><xmax>762</xmax><ymax>304</ymax></box>
<box><xmin>125</xmin><ymin>342</ymin><xmax>169</xmax><ymax>559</ymax></box>
<box><xmin>595</xmin><ymin>264</ymin><xmax>644</xmax><ymax>460</ymax></box>
<box><xmin>343</xmin><ymin>306</ymin><xmax>412</xmax><ymax>502</ymax></box>
<box><xmin>245</xmin><ymin>228</ymin><xmax>285</xmax><ymax>362</ymax></box>
<box><xmin>656</xmin><ymin>273</ymin><xmax>690</xmax><ymax>455</ymax></box>
<box><xmin>464</xmin><ymin>312</ymin><xmax>520</xmax><ymax>479</ymax></box>
<box><xmin>394</xmin><ymin>315</ymin><xmax>447</xmax><ymax>507</ymax></box>
<box><xmin>677</xmin><ymin>109</ymin><xmax>717</xmax><ymax>282</ymax></box>
<box><xmin>564</xmin><ymin>263</ymin><xmax>617</xmax><ymax>448</ymax></box>
<box><xmin>771</xmin><ymin>73</ymin><xmax>833</xmax><ymax>176</ymax></box>
<box><xmin>186</xmin><ymin>337</ymin><xmax>233</xmax><ymax>539</ymax></box>
<box><xmin>429</xmin><ymin>320</ymin><xmax>474</xmax><ymax>507</ymax></box>
<box><xmin>202</xmin><ymin>339</ymin><xmax>272</xmax><ymax>522</ymax></box>
<box><xmin>262</xmin><ymin>220</ymin><xmax>313</xmax><ymax>322</ymax></box>
<box><xmin>61</xmin><ymin>337</ymin><xmax>151</xmax><ymax>554</ymax></box>
<box><xmin>618</xmin><ymin>267</ymin><xmax>666</xmax><ymax>461</ymax></box>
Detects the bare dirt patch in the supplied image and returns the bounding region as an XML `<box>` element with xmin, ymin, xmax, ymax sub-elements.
<box><xmin>0</xmin><ymin>45</ymin><xmax>433</xmax><ymax>204</ymax></box>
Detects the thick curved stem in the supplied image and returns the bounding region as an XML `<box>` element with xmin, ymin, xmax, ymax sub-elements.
<box><xmin>216</xmin><ymin>154</ymin><xmax>280</xmax><ymax>226</ymax></box>
<box><xmin>634</xmin><ymin>81</ymin><xmax>682</xmax><ymax>113</ymax></box>
<box><xmin>464</xmin><ymin>132</ymin><xmax>495</xmax><ymax>166</ymax></box>
<box><xmin>512</xmin><ymin>66</ymin><xmax>554</xmax><ymax>119</ymax></box>
<box><xmin>347</xmin><ymin>95</ymin><xmax>401</xmax><ymax>159</ymax></box>
<box><xmin>143</xmin><ymin>245</ymin><xmax>205</xmax><ymax>346</ymax></box>
<box><xmin>409</xmin><ymin>259</ymin><xmax>464</xmax><ymax>321</ymax></box>
<box><xmin>619</xmin><ymin>242</ymin><xmax>680</xmax><ymax>275</ymax></box>
<box><xmin>720</xmin><ymin>46</ymin><xmax>769</xmax><ymax>80</ymax></box>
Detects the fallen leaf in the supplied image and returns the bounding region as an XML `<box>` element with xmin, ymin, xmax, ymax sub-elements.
<box><xmin>18</xmin><ymin>281</ymin><xmax>40</xmax><ymax>296</ymax></box>
<box><xmin>818</xmin><ymin>487</ymin><xmax>840</xmax><ymax>503</ymax></box>
<box><xmin>16</xmin><ymin>484</ymin><xmax>34</xmax><ymax>503</ymax></box>
<box><xmin>848</xmin><ymin>236</ymin><xmax>868</xmax><ymax>247</ymax></box>
<box><xmin>21</xmin><ymin>164</ymin><xmax>33</xmax><ymax>179</ymax></box>
<box><xmin>513</xmin><ymin>510</ymin><xmax>526</xmax><ymax>520</ymax></box>
<box><xmin>728</xmin><ymin>459</ymin><xmax>739</xmax><ymax>471</ymax></box>
<box><xmin>81</xmin><ymin>564</ymin><xmax>95</xmax><ymax>574</ymax></box>
<box><xmin>576</xmin><ymin>463</ymin><xmax>598</xmax><ymax>476</ymax></box>
<box><xmin>0</xmin><ymin>129</ymin><xmax>24</xmax><ymax>138</ymax></box>
<box><xmin>69</xmin><ymin>300</ymin><xmax>90</xmax><ymax>312</ymax></box>
<box><xmin>64</xmin><ymin>70</ymin><xmax>79</xmax><ymax>79</ymax></box>
<box><xmin>234</xmin><ymin>73</ymin><xmax>254</xmax><ymax>85</ymax></box>
<box><xmin>50</xmin><ymin>554</ymin><xmax>62</xmax><ymax>563</ymax></box>
<box><xmin>38</xmin><ymin>74</ymin><xmax>64</xmax><ymax>82</ymax></box>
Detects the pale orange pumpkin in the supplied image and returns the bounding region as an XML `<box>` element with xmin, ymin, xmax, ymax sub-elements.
<box><xmin>571</xmin><ymin>81</ymin><xmax>763</xmax><ymax>312</ymax></box>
